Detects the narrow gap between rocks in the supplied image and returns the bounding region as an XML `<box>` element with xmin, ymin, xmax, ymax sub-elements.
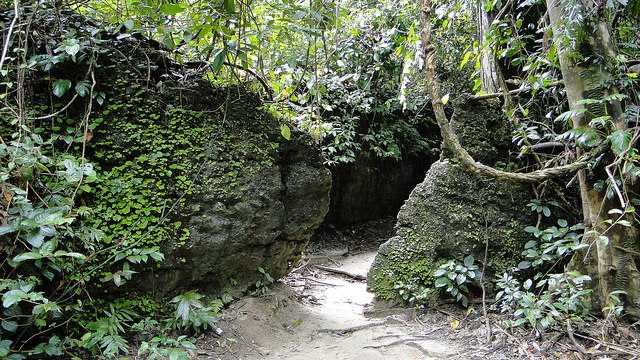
<box><xmin>194</xmin><ymin>160</ymin><xmax>471</xmax><ymax>359</ymax></box>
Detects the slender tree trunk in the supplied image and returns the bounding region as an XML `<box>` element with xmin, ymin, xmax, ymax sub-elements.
<box><xmin>477</xmin><ymin>2</ymin><xmax>500</xmax><ymax>93</ymax></box>
<box><xmin>476</xmin><ymin>1</ymin><xmax>512</xmax><ymax>109</ymax></box>
<box><xmin>546</xmin><ymin>0</ymin><xmax>640</xmax><ymax>316</ymax></box>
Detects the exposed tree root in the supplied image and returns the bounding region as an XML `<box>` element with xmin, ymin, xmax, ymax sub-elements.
<box><xmin>313</xmin><ymin>265</ymin><xmax>366</xmax><ymax>281</ymax></box>
<box><xmin>317</xmin><ymin>321</ymin><xmax>387</xmax><ymax>336</ymax></box>
<box><xmin>405</xmin><ymin>341</ymin><xmax>445</xmax><ymax>358</ymax></box>
<box><xmin>363</xmin><ymin>335</ymin><xmax>438</xmax><ymax>350</ymax></box>
<box><xmin>300</xmin><ymin>276</ymin><xmax>338</xmax><ymax>286</ymax></box>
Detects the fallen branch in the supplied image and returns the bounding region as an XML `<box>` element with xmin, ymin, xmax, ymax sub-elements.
<box><xmin>363</xmin><ymin>335</ymin><xmax>437</xmax><ymax>350</ymax></box>
<box><xmin>566</xmin><ymin>320</ymin><xmax>588</xmax><ymax>355</ymax></box>
<box><xmin>573</xmin><ymin>331</ymin><xmax>639</xmax><ymax>356</ymax></box>
<box><xmin>313</xmin><ymin>265</ymin><xmax>366</xmax><ymax>281</ymax></box>
<box><xmin>405</xmin><ymin>341</ymin><xmax>443</xmax><ymax>358</ymax></box>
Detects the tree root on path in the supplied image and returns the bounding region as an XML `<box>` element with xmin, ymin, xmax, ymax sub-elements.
<box><xmin>363</xmin><ymin>338</ymin><xmax>445</xmax><ymax>358</ymax></box>
<box><xmin>406</xmin><ymin>341</ymin><xmax>446</xmax><ymax>358</ymax></box>
<box><xmin>300</xmin><ymin>276</ymin><xmax>339</xmax><ymax>286</ymax></box>
<box><xmin>313</xmin><ymin>265</ymin><xmax>366</xmax><ymax>281</ymax></box>
<box><xmin>363</xmin><ymin>336</ymin><xmax>438</xmax><ymax>349</ymax></box>
<box><xmin>318</xmin><ymin>316</ymin><xmax>409</xmax><ymax>336</ymax></box>
<box><xmin>317</xmin><ymin>321</ymin><xmax>388</xmax><ymax>336</ymax></box>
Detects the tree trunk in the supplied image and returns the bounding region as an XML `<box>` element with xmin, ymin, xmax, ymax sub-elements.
<box><xmin>477</xmin><ymin>2</ymin><xmax>501</xmax><ymax>93</ymax></box>
<box><xmin>476</xmin><ymin>2</ymin><xmax>512</xmax><ymax>110</ymax></box>
<box><xmin>546</xmin><ymin>0</ymin><xmax>640</xmax><ymax>316</ymax></box>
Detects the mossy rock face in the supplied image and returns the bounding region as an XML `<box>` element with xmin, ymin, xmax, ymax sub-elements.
<box><xmin>367</xmin><ymin>160</ymin><xmax>532</xmax><ymax>300</ymax></box>
<box><xmin>12</xmin><ymin>11</ymin><xmax>332</xmax><ymax>296</ymax></box>
<box><xmin>90</xmin><ymin>80</ymin><xmax>332</xmax><ymax>295</ymax></box>
<box><xmin>367</xmin><ymin>97</ymin><xmax>531</xmax><ymax>301</ymax></box>
<box><xmin>446</xmin><ymin>96</ymin><xmax>512</xmax><ymax>165</ymax></box>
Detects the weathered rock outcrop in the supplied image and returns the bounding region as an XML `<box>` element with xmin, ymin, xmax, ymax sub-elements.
<box><xmin>19</xmin><ymin>12</ymin><xmax>331</xmax><ymax>295</ymax></box>
<box><xmin>94</xmin><ymin>84</ymin><xmax>332</xmax><ymax>295</ymax></box>
<box><xmin>368</xmin><ymin>98</ymin><xmax>533</xmax><ymax>300</ymax></box>
<box><xmin>156</xmin><ymin>130</ymin><xmax>331</xmax><ymax>293</ymax></box>
<box><xmin>448</xmin><ymin>96</ymin><xmax>512</xmax><ymax>163</ymax></box>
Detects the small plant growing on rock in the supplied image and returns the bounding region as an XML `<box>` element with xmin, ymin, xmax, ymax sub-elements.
<box><xmin>433</xmin><ymin>256</ymin><xmax>480</xmax><ymax>307</ymax></box>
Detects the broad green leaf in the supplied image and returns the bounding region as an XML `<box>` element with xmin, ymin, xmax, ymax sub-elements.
<box><xmin>3</xmin><ymin>289</ymin><xmax>26</xmax><ymax>308</ymax></box>
<box><xmin>0</xmin><ymin>340</ymin><xmax>11</xmax><ymax>357</ymax></box>
<box><xmin>0</xmin><ymin>225</ymin><xmax>15</xmax><ymax>236</ymax></box>
<box><xmin>13</xmin><ymin>252</ymin><xmax>42</xmax><ymax>263</ymax></box>
<box><xmin>554</xmin><ymin>109</ymin><xmax>585</xmax><ymax>124</ymax></box>
<box><xmin>463</xmin><ymin>255</ymin><xmax>474</xmax><ymax>267</ymax></box>
<box><xmin>123</xmin><ymin>19</ymin><xmax>134</xmax><ymax>30</ymax></box>
<box><xmin>75</xmin><ymin>80</ymin><xmax>91</xmax><ymax>97</ymax></box>
<box><xmin>211</xmin><ymin>49</ymin><xmax>226</xmax><ymax>73</ymax></box>
<box><xmin>608</xmin><ymin>129</ymin><xmax>631</xmax><ymax>155</ymax></box>
<box><xmin>52</xmin><ymin>80</ymin><xmax>71</xmax><ymax>98</ymax></box>
<box><xmin>1</xmin><ymin>320</ymin><xmax>17</xmax><ymax>332</ymax></box>
<box><xmin>433</xmin><ymin>269</ymin><xmax>447</xmax><ymax>277</ymax></box>
<box><xmin>25</xmin><ymin>230</ymin><xmax>46</xmax><ymax>248</ymax></box>
<box><xmin>280</xmin><ymin>124</ymin><xmax>291</xmax><ymax>140</ymax></box>
<box><xmin>161</xmin><ymin>3</ymin><xmax>186</xmax><ymax>15</ymax></box>
<box><xmin>459</xmin><ymin>51</ymin><xmax>472</xmax><ymax>69</ymax></box>
<box><xmin>518</xmin><ymin>261</ymin><xmax>531</xmax><ymax>269</ymax></box>
<box><xmin>434</xmin><ymin>277</ymin><xmax>448</xmax><ymax>287</ymax></box>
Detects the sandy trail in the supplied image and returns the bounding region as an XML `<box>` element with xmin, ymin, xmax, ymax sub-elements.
<box><xmin>198</xmin><ymin>251</ymin><xmax>459</xmax><ymax>360</ymax></box>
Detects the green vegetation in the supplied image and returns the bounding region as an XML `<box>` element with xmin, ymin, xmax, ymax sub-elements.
<box><xmin>0</xmin><ymin>0</ymin><xmax>639</xmax><ymax>357</ymax></box>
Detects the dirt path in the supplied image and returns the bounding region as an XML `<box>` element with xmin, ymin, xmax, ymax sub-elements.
<box><xmin>197</xmin><ymin>251</ymin><xmax>460</xmax><ymax>359</ymax></box>
<box><xmin>189</xmin><ymin>219</ymin><xmax>640</xmax><ymax>360</ymax></box>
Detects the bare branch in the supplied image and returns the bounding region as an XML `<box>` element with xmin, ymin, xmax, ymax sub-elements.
<box><xmin>0</xmin><ymin>0</ymin><xmax>19</xmax><ymax>73</ymax></box>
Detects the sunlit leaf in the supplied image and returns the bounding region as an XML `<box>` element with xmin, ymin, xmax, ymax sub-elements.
<box><xmin>52</xmin><ymin>79</ymin><xmax>72</xmax><ymax>98</ymax></box>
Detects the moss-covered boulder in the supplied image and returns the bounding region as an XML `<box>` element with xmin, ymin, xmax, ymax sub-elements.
<box><xmin>367</xmin><ymin>160</ymin><xmax>532</xmax><ymax>299</ymax></box>
<box><xmin>367</xmin><ymin>98</ymin><xmax>533</xmax><ymax>301</ymax></box>
<box><xmin>449</xmin><ymin>96</ymin><xmax>512</xmax><ymax>164</ymax></box>
<box><xmin>13</xmin><ymin>11</ymin><xmax>331</xmax><ymax>295</ymax></box>
<box><xmin>89</xmin><ymin>78</ymin><xmax>332</xmax><ymax>295</ymax></box>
